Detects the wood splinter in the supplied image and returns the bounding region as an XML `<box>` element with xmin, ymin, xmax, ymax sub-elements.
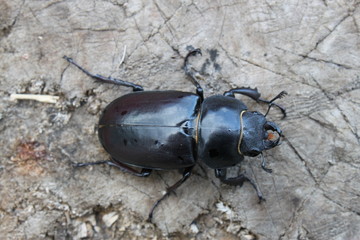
<box><xmin>10</xmin><ymin>94</ymin><xmax>59</xmax><ymax>104</ymax></box>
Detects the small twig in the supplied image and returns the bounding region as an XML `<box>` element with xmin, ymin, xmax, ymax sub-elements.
<box><xmin>118</xmin><ymin>45</ymin><xmax>127</xmax><ymax>68</ymax></box>
<box><xmin>10</xmin><ymin>94</ymin><xmax>59</xmax><ymax>104</ymax></box>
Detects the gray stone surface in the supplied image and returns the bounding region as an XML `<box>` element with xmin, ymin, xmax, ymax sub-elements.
<box><xmin>1</xmin><ymin>0</ymin><xmax>359</xmax><ymax>239</ymax></box>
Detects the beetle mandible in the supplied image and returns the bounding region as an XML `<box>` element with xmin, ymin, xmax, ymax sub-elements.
<box><xmin>63</xmin><ymin>48</ymin><xmax>287</xmax><ymax>221</ymax></box>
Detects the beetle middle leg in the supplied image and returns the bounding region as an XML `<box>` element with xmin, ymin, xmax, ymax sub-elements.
<box><xmin>215</xmin><ymin>168</ymin><xmax>265</xmax><ymax>202</ymax></box>
<box><xmin>183</xmin><ymin>48</ymin><xmax>204</xmax><ymax>101</ymax></box>
<box><xmin>73</xmin><ymin>159</ymin><xmax>152</xmax><ymax>177</ymax></box>
<box><xmin>63</xmin><ymin>56</ymin><xmax>144</xmax><ymax>92</ymax></box>
<box><xmin>148</xmin><ymin>166</ymin><xmax>193</xmax><ymax>221</ymax></box>
<box><xmin>223</xmin><ymin>87</ymin><xmax>287</xmax><ymax>118</ymax></box>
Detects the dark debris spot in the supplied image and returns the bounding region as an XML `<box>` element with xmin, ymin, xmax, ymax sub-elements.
<box><xmin>209</xmin><ymin>49</ymin><xmax>219</xmax><ymax>62</ymax></box>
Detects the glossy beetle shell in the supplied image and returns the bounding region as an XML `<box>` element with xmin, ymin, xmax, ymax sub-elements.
<box><xmin>198</xmin><ymin>95</ymin><xmax>247</xmax><ymax>169</ymax></box>
<box><xmin>98</xmin><ymin>91</ymin><xmax>201</xmax><ymax>169</ymax></box>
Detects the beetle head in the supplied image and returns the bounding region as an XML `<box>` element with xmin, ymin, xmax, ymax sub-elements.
<box><xmin>240</xmin><ymin>111</ymin><xmax>282</xmax><ymax>157</ymax></box>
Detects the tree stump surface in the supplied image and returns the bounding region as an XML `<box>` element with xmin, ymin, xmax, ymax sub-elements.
<box><xmin>1</xmin><ymin>1</ymin><xmax>359</xmax><ymax>239</ymax></box>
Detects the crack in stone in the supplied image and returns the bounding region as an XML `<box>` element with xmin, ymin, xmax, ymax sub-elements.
<box><xmin>322</xmin><ymin>192</ymin><xmax>360</xmax><ymax>217</ymax></box>
<box><xmin>218</xmin><ymin>45</ymin><xmax>290</xmax><ymax>80</ymax></box>
<box><xmin>316</xmin><ymin>13</ymin><xmax>350</xmax><ymax>48</ymax></box>
<box><xmin>1</xmin><ymin>0</ymin><xmax>25</xmax><ymax>38</ymax></box>
<box><xmin>218</xmin><ymin>43</ymin><xmax>239</xmax><ymax>68</ymax></box>
<box><xmin>72</xmin><ymin>28</ymin><xmax>123</xmax><ymax>32</ymax></box>
<box><xmin>300</xmin><ymin>13</ymin><xmax>352</xmax><ymax>62</ymax></box>
<box><xmin>105</xmin><ymin>0</ymin><xmax>127</xmax><ymax>10</ymax></box>
<box><xmin>297</xmin><ymin>54</ymin><xmax>352</xmax><ymax>69</ymax></box>
<box><xmin>127</xmin><ymin>1</ymin><xmax>184</xmax><ymax>61</ymax></box>
<box><xmin>308</xmin><ymin>114</ymin><xmax>337</xmax><ymax>132</ymax></box>
<box><xmin>42</xmin><ymin>0</ymin><xmax>65</xmax><ymax>11</ymax></box>
<box><xmin>240</xmin><ymin>57</ymin><xmax>288</xmax><ymax>78</ymax></box>
<box><xmin>152</xmin><ymin>0</ymin><xmax>167</xmax><ymax>21</ymax></box>
<box><xmin>127</xmin><ymin>181</ymin><xmax>152</xmax><ymax>199</ymax></box>
<box><xmin>284</xmin><ymin>138</ymin><xmax>317</xmax><ymax>184</ymax></box>
<box><xmin>311</xmin><ymin>76</ymin><xmax>360</xmax><ymax>144</ymax></box>
<box><xmin>196</xmin><ymin>2</ymin><xmax>244</xmax><ymax>14</ymax></box>
<box><xmin>333</xmin><ymin>77</ymin><xmax>360</xmax><ymax>96</ymax></box>
<box><xmin>352</xmin><ymin>14</ymin><xmax>360</xmax><ymax>33</ymax></box>
<box><xmin>218</xmin><ymin>8</ymin><xmax>227</xmax><ymax>42</ymax></box>
<box><xmin>275</xmin><ymin>46</ymin><xmax>353</xmax><ymax>72</ymax></box>
<box><xmin>278</xmin><ymin>187</ymin><xmax>318</xmax><ymax>240</ymax></box>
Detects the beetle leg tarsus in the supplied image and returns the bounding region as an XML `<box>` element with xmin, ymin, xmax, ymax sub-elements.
<box><xmin>215</xmin><ymin>169</ymin><xmax>265</xmax><ymax>202</ymax></box>
<box><xmin>183</xmin><ymin>48</ymin><xmax>204</xmax><ymax>101</ymax></box>
<box><xmin>63</xmin><ymin>55</ymin><xmax>144</xmax><ymax>92</ymax></box>
<box><xmin>147</xmin><ymin>166</ymin><xmax>193</xmax><ymax>222</ymax></box>
<box><xmin>73</xmin><ymin>160</ymin><xmax>110</xmax><ymax>168</ymax></box>
<box><xmin>260</xmin><ymin>153</ymin><xmax>272</xmax><ymax>173</ymax></box>
<box><xmin>73</xmin><ymin>159</ymin><xmax>152</xmax><ymax>177</ymax></box>
<box><xmin>260</xmin><ymin>91</ymin><xmax>288</xmax><ymax>118</ymax></box>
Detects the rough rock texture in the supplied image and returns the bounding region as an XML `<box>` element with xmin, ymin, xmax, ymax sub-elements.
<box><xmin>1</xmin><ymin>1</ymin><xmax>359</xmax><ymax>239</ymax></box>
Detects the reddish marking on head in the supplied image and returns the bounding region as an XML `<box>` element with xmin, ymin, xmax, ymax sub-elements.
<box><xmin>267</xmin><ymin>132</ymin><xmax>276</xmax><ymax>141</ymax></box>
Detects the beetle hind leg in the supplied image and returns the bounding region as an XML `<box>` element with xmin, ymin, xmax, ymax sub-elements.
<box><xmin>63</xmin><ymin>56</ymin><xmax>144</xmax><ymax>92</ymax></box>
<box><xmin>148</xmin><ymin>166</ymin><xmax>193</xmax><ymax>221</ymax></box>
<box><xmin>73</xmin><ymin>159</ymin><xmax>152</xmax><ymax>177</ymax></box>
<box><xmin>215</xmin><ymin>168</ymin><xmax>265</xmax><ymax>202</ymax></box>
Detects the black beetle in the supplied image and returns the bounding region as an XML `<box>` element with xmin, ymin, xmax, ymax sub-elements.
<box><xmin>64</xmin><ymin>48</ymin><xmax>287</xmax><ymax>221</ymax></box>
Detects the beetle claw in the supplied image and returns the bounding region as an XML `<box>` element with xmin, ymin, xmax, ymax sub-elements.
<box><xmin>277</xmin><ymin>91</ymin><xmax>288</xmax><ymax>99</ymax></box>
<box><xmin>258</xmin><ymin>195</ymin><xmax>266</xmax><ymax>203</ymax></box>
<box><xmin>260</xmin><ymin>153</ymin><xmax>273</xmax><ymax>173</ymax></box>
<box><xmin>188</xmin><ymin>48</ymin><xmax>202</xmax><ymax>56</ymax></box>
<box><xmin>262</xmin><ymin>166</ymin><xmax>273</xmax><ymax>173</ymax></box>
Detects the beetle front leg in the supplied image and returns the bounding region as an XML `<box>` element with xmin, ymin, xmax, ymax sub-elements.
<box><xmin>148</xmin><ymin>166</ymin><xmax>193</xmax><ymax>221</ymax></box>
<box><xmin>73</xmin><ymin>159</ymin><xmax>152</xmax><ymax>177</ymax></box>
<box><xmin>223</xmin><ymin>87</ymin><xmax>261</xmax><ymax>99</ymax></box>
<box><xmin>223</xmin><ymin>87</ymin><xmax>287</xmax><ymax>118</ymax></box>
<box><xmin>215</xmin><ymin>169</ymin><xmax>265</xmax><ymax>202</ymax></box>
<box><xmin>63</xmin><ymin>56</ymin><xmax>144</xmax><ymax>92</ymax></box>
